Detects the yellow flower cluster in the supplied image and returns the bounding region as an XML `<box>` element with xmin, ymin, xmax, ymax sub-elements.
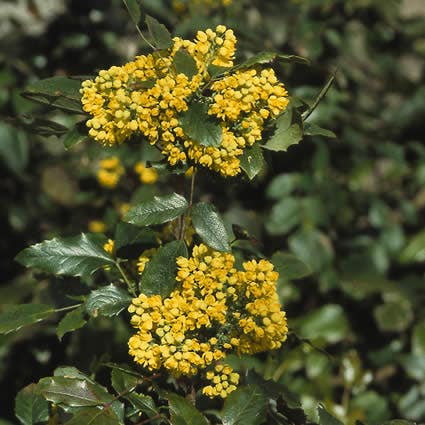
<box><xmin>97</xmin><ymin>156</ymin><xmax>124</xmax><ymax>188</ymax></box>
<box><xmin>128</xmin><ymin>244</ymin><xmax>287</xmax><ymax>397</ymax></box>
<box><xmin>88</xmin><ymin>220</ymin><xmax>107</xmax><ymax>233</ymax></box>
<box><xmin>103</xmin><ymin>239</ymin><xmax>114</xmax><ymax>255</ymax></box>
<box><xmin>203</xmin><ymin>364</ymin><xmax>239</xmax><ymax>398</ymax></box>
<box><xmin>81</xmin><ymin>25</ymin><xmax>288</xmax><ymax>177</ymax></box>
<box><xmin>134</xmin><ymin>162</ymin><xmax>158</xmax><ymax>184</ymax></box>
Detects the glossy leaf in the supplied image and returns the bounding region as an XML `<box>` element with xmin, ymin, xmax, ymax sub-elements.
<box><xmin>167</xmin><ymin>393</ymin><xmax>208</xmax><ymax>425</ymax></box>
<box><xmin>15</xmin><ymin>383</ymin><xmax>49</xmax><ymax>425</ymax></box>
<box><xmin>37</xmin><ymin>376</ymin><xmax>114</xmax><ymax>407</ymax></box>
<box><xmin>263</xmin><ymin>108</ymin><xmax>303</xmax><ymax>152</ymax></box>
<box><xmin>179</xmin><ymin>101</ymin><xmax>222</xmax><ymax>147</ymax></box>
<box><xmin>124</xmin><ymin>193</ymin><xmax>188</xmax><ymax>227</ymax></box>
<box><xmin>239</xmin><ymin>143</ymin><xmax>264</xmax><ymax>180</ymax></box>
<box><xmin>221</xmin><ymin>385</ymin><xmax>268</xmax><ymax>425</ymax></box>
<box><xmin>86</xmin><ymin>284</ymin><xmax>132</xmax><ymax>317</ymax></box>
<box><xmin>139</xmin><ymin>240</ymin><xmax>187</xmax><ymax>297</ymax></box>
<box><xmin>15</xmin><ymin>234</ymin><xmax>114</xmax><ymax>278</ymax></box>
<box><xmin>64</xmin><ymin>407</ymin><xmax>121</xmax><ymax>425</ymax></box>
<box><xmin>57</xmin><ymin>306</ymin><xmax>87</xmax><ymax>340</ymax></box>
<box><xmin>0</xmin><ymin>304</ymin><xmax>54</xmax><ymax>335</ymax></box>
<box><xmin>191</xmin><ymin>202</ymin><xmax>231</xmax><ymax>252</ymax></box>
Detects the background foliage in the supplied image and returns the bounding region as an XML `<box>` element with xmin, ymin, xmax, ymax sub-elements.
<box><xmin>1</xmin><ymin>0</ymin><xmax>425</xmax><ymax>423</ymax></box>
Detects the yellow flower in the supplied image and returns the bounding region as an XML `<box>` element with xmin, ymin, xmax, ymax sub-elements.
<box><xmin>88</xmin><ymin>220</ymin><xmax>106</xmax><ymax>233</ymax></box>
<box><xmin>134</xmin><ymin>162</ymin><xmax>159</xmax><ymax>184</ymax></box>
<box><xmin>103</xmin><ymin>239</ymin><xmax>114</xmax><ymax>255</ymax></box>
<box><xmin>96</xmin><ymin>156</ymin><xmax>125</xmax><ymax>188</ymax></box>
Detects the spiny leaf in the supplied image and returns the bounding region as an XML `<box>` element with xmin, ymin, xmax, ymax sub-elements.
<box><xmin>124</xmin><ymin>193</ymin><xmax>188</xmax><ymax>227</ymax></box>
<box><xmin>86</xmin><ymin>284</ymin><xmax>132</xmax><ymax>317</ymax></box>
<box><xmin>179</xmin><ymin>101</ymin><xmax>222</xmax><ymax>147</ymax></box>
<box><xmin>191</xmin><ymin>202</ymin><xmax>231</xmax><ymax>252</ymax></box>
<box><xmin>140</xmin><ymin>240</ymin><xmax>187</xmax><ymax>297</ymax></box>
<box><xmin>0</xmin><ymin>304</ymin><xmax>54</xmax><ymax>335</ymax></box>
<box><xmin>15</xmin><ymin>233</ymin><xmax>114</xmax><ymax>278</ymax></box>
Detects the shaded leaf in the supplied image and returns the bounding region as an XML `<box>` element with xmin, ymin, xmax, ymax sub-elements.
<box><xmin>15</xmin><ymin>233</ymin><xmax>114</xmax><ymax>278</ymax></box>
<box><xmin>399</xmin><ymin>230</ymin><xmax>425</xmax><ymax>263</ymax></box>
<box><xmin>167</xmin><ymin>393</ymin><xmax>209</xmax><ymax>425</ymax></box>
<box><xmin>54</xmin><ymin>367</ymin><xmax>96</xmax><ymax>383</ymax></box>
<box><xmin>318</xmin><ymin>405</ymin><xmax>343</xmax><ymax>425</ymax></box>
<box><xmin>374</xmin><ymin>299</ymin><xmax>413</xmax><ymax>332</ymax></box>
<box><xmin>271</xmin><ymin>251</ymin><xmax>312</xmax><ymax>280</ymax></box>
<box><xmin>124</xmin><ymin>193</ymin><xmax>188</xmax><ymax>227</ymax></box>
<box><xmin>57</xmin><ymin>306</ymin><xmax>87</xmax><ymax>340</ymax></box>
<box><xmin>114</xmin><ymin>222</ymin><xmax>157</xmax><ymax>253</ymax></box>
<box><xmin>86</xmin><ymin>284</ymin><xmax>132</xmax><ymax>317</ymax></box>
<box><xmin>265</xmin><ymin>197</ymin><xmax>300</xmax><ymax>235</ymax></box>
<box><xmin>263</xmin><ymin>108</ymin><xmax>303</xmax><ymax>152</ymax></box>
<box><xmin>15</xmin><ymin>383</ymin><xmax>49</xmax><ymax>425</ymax></box>
<box><xmin>0</xmin><ymin>122</ymin><xmax>28</xmax><ymax>175</ymax></box>
<box><xmin>64</xmin><ymin>407</ymin><xmax>120</xmax><ymax>425</ymax></box>
<box><xmin>140</xmin><ymin>240</ymin><xmax>187</xmax><ymax>297</ymax></box>
<box><xmin>145</xmin><ymin>15</ymin><xmax>173</xmax><ymax>49</ymax></box>
<box><xmin>221</xmin><ymin>385</ymin><xmax>268</xmax><ymax>425</ymax></box>
<box><xmin>191</xmin><ymin>202</ymin><xmax>231</xmax><ymax>252</ymax></box>
<box><xmin>239</xmin><ymin>143</ymin><xmax>264</xmax><ymax>180</ymax></box>
<box><xmin>0</xmin><ymin>304</ymin><xmax>53</xmax><ymax>335</ymax></box>
<box><xmin>122</xmin><ymin>0</ymin><xmax>142</xmax><ymax>26</ymax></box>
<box><xmin>37</xmin><ymin>376</ymin><xmax>114</xmax><ymax>407</ymax></box>
<box><xmin>304</xmin><ymin>122</ymin><xmax>336</xmax><ymax>138</ymax></box>
<box><xmin>126</xmin><ymin>393</ymin><xmax>159</xmax><ymax>418</ymax></box>
<box><xmin>111</xmin><ymin>368</ymin><xmax>139</xmax><ymax>394</ymax></box>
<box><xmin>63</xmin><ymin>122</ymin><xmax>89</xmax><ymax>149</ymax></box>
<box><xmin>180</xmin><ymin>101</ymin><xmax>222</xmax><ymax>147</ymax></box>
<box><xmin>173</xmin><ymin>49</ymin><xmax>199</xmax><ymax>79</ymax></box>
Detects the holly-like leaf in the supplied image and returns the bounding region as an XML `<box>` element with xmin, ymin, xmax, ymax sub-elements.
<box><xmin>127</xmin><ymin>393</ymin><xmax>159</xmax><ymax>418</ymax></box>
<box><xmin>140</xmin><ymin>240</ymin><xmax>187</xmax><ymax>297</ymax></box>
<box><xmin>0</xmin><ymin>304</ymin><xmax>54</xmax><ymax>335</ymax></box>
<box><xmin>191</xmin><ymin>202</ymin><xmax>231</xmax><ymax>252</ymax></box>
<box><xmin>221</xmin><ymin>385</ymin><xmax>268</xmax><ymax>425</ymax></box>
<box><xmin>37</xmin><ymin>376</ymin><xmax>114</xmax><ymax>407</ymax></box>
<box><xmin>63</xmin><ymin>122</ymin><xmax>89</xmax><ymax>149</ymax></box>
<box><xmin>271</xmin><ymin>251</ymin><xmax>312</xmax><ymax>280</ymax></box>
<box><xmin>239</xmin><ymin>144</ymin><xmax>264</xmax><ymax>180</ymax></box>
<box><xmin>86</xmin><ymin>284</ymin><xmax>132</xmax><ymax>317</ymax></box>
<box><xmin>64</xmin><ymin>407</ymin><xmax>121</xmax><ymax>425</ymax></box>
<box><xmin>21</xmin><ymin>77</ymin><xmax>83</xmax><ymax>114</ymax></box>
<box><xmin>173</xmin><ymin>49</ymin><xmax>199</xmax><ymax>79</ymax></box>
<box><xmin>15</xmin><ymin>383</ymin><xmax>49</xmax><ymax>425</ymax></box>
<box><xmin>145</xmin><ymin>15</ymin><xmax>173</xmax><ymax>49</ymax></box>
<box><xmin>167</xmin><ymin>393</ymin><xmax>209</xmax><ymax>425</ymax></box>
<box><xmin>124</xmin><ymin>193</ymin><xmax>188</xmax><ymax>227</ymax></box>
<box><xmin>57</xmin><ymin>306</ymin><xmax>87</xmax><ymax>341</ymax></box>
<box><xmin>179</xmin><ymin>101</ymin><xmax>222</xmax><ymax>147</ymax></box>
<box><xmin>15</xmin><ymin>233</ymin><xmax>114</xmax><ymax>278</ymax></box>
<box><xmin>263</xmin><ymin>107</ymin><xmax>303</xmax><ymax>152</ymax></box>
<box><xmin>318</xmin><ymin>405</ymin><xmax>343</xmax><ymax>425</ymax></box>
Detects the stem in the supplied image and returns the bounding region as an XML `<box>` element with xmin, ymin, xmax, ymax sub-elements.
<box><xmin>115</xmin><ymin>260</ymin><xmax>136</xmax><ymax>296</ymax></box>
<box><xmin>54</xmin><ymin>304</ymin><xmax>82</xmax><ymax>314</ymax></box>
<box><xmin>301</xmin><ymin>70</ymin><xmax>337</xmax><ymax>121</ymax></box>
<box><xmin>178</xmin><ymin>171</ymin><xmax>196</xmax><ymax>241</ymax></box>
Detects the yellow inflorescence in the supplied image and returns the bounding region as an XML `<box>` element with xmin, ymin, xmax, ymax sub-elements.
<box><xmin>134</xmin><ymin>162</ymin><xmax>159</xmax><ymax>184</ymax></box>
<box><xmin>81</xmin><ymin>25</ymin><xmax>289</xmax><ymax>177</ymax></box>
<box><xmin>96</xmin><ymin>156</ymin><xmax>125</xmax><ymax>188</ymax></box>
<box><xmin>128</xmin><ymin>243</ymin><xmax>288</xmax><ymax>397</ymax></box>
<box><xmin>103</xmin><ymin>239</ymin><xmax>114</xmax><ymax>255</ymax></box>
<box><xmin>88</xmin><ymin>220</ymin><xmax>107</xmax><ymax>233</ymax></box>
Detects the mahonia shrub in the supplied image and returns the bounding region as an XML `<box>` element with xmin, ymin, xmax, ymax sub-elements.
<box><xmin>3</xmin><ymin>4</ymin><xmax>344</xmax><ymax>425</ymax></box>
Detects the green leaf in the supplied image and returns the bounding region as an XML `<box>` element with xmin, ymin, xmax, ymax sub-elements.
<box><xmin>54</xmin><ymin>367</ymin><xmax>96</xmax><ymax>383</ymax></box>
<box><xmin>0</xmin><ymin>304</ymin><xmax>54</xmax><ymax>334</ymax></box>
<box><xmin>167</xmin><ymin>393</ymin><xmax>209</xmax><ymax>425</ymax></box>
<box><xmin>271</xmin><ymin>251</ymin><xmax>312</xmax><ymax>280</ymax></box>
<box><xmin>173</xmin><ymin>49</ymin><xmax>199</xmax><ymax>79</ymax></box>
<box><xmin>277</xmin><ymin>54</ymin><xmax>310</xmax><ymax>65</ymax></box>
<box><xmin>374</xmin><ymin>299</ymin><xmax>414</xmax><ymax>332</ymax></box>
<box><xmin>239</xmin><ymin>144</ymin><xmax>264</xmax><ymax>180</ymax></box>
<box><xmin>412</xmin><ymin>320</ymin><xmax>425</xmax><ymax>356</ymax></box>
<box><xmin>15</xmin><ymin>383</ymin><xmax>49</xmax><ymax>425</ymax></box>
<box><xmin>126</xmin><ymin>393</ymin><xmax>159</xmax><ymax>418</ymax></box>
<box><xmin>0</xmin><ymin>122</ymin><xmax>28</xmax><ymax>175</ymax></box>
<box><xmin>63</xmin><ymin>122</ymin><xmax>89</xmax><ymax>149</ymax></box>
<box><xmin>318</xmin><ymin>405</ymin><xmax>343</xmax><ymax>425</ymax></box>
<box><xmin>122</xmin><ymin>0</ymin><xmax>142</xmax><ymax>26</ymax></box>
<box><xmin>22</xmin><ymin>76</ymin><xmax>83</xmax><ymax>114</ymax></box>
<box><xmin>179</xmin><ymin>101</ymin><xmax>222</xmax><ymax>147</ymax></box>
<box><xmin>236</xmin><ymin>51</ymin><xmax>277</xmax><ymax>69</ymax></box>
<box><xmin>382</xmin><ymin>422</ymin><xmax>417</xmax><ymax>425</ymax></box>
<box><xmin>86</xmin><ymin>284</ymin><xmax>132</xmax><ymax>317</ymax></box>
<box><xmin>140</xmin><ymin>240</ymin><xmax>187</xmax><ymax>297</ymax></box>
<box><xmin>399</xmin><ymin>230</ymin><xmax>425</xmax><ymax>263</ymax></box>
<box><xmin>295</xmin><ymin>304</ymin><xmax>350</xmax><ymax>343</ymax></box>
<box><xmin>221</xmin><ymin>385</ymin><xmax>268</xmax><ymax>425</ymax></box>
<box><xmin>266</xmin><ymin>173</ymin><xmax>300</xmax><ymax>200</ymax></box>
<box><xmin>304</xmin><ymin>123</ymin><xmax>336</xmax><ymax>138</ymax></box>
<box><xmin>145</xmin><ymin>15</ymin><xmax>173</xmax><ymax>49</ymax></box>
<box><xmin>114</xmin><ymin>222</ymin><xmax>157</xmax><ymax>258</ymax></box>
<box><xmin>124</xmin><ymin>193</ymin><xmax>188</xmax><ymax>227</ymax></box>
<box><xmin>263</xmin><ymin>107</ymin><xmax>303</xmax><ymax>152</ymax></box>
<box><xmin>191</xmin><ymin>202</ymin><xmax>231</xmax><ymax>252</ymax></box>
<box><xmin>37</xmin><ymin>376</ymin><xmax>114</xmax><ymax>407</ymax></box>
<box><xmin>302</xmin><ymin>74</ymin><xmax>336</xmax><ymax>121</ymax></box>
<box><xmin>111</xmin><ymin>368</ymin><xmax>139</xmax><ymax>394</ymax></box>
<box><xmin>64</xmin><ymin>407</ymin><xmax>121</xmax><ymax>425</ymax></box>
<box><xmin>15</xmin><ymin>233</ymin><xmax>114</xmax><ymax>278</ymax></box>
<box><xmin>265</xmin><ymin>197</ymin><xmax>301</xmax><ymax>235</ymax></box>
<box><xmin>57</xmin><ymin>306</ymin><xmax>87</xmax><ymax>341</ymax></box>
